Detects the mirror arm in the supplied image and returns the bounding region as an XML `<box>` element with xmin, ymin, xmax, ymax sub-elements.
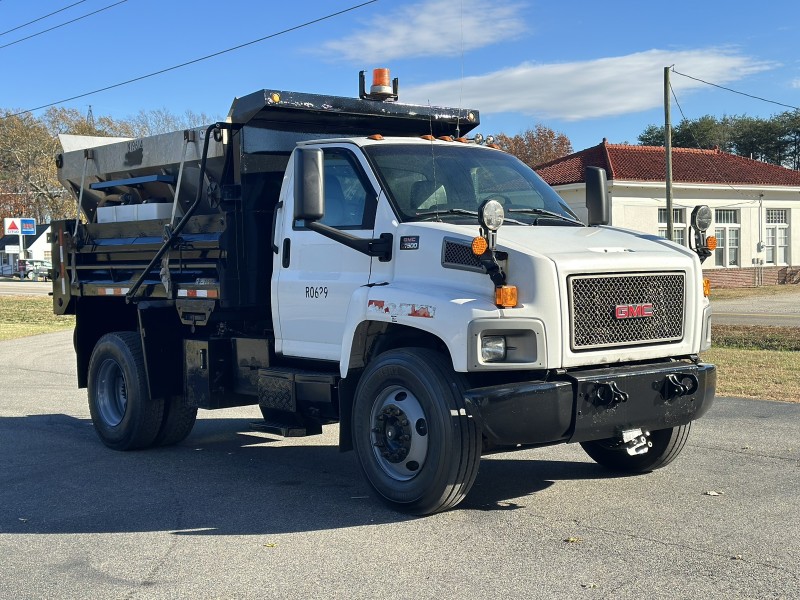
<box><xmin>306</xmin><ymin>221</ymin><xmax>393</xmax><ymax>262</ymax></box>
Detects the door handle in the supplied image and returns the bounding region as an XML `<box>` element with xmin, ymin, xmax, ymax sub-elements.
<box><xmin>282</xmin><ymin>238</ymin><xmax>291</xmax><ymax>268</ymax></box>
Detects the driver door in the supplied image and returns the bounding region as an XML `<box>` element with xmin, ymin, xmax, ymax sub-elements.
<box><xmin>274</xmin><ymin>146</ymin><xmax>376</xmax><ymax>361</ymax></box>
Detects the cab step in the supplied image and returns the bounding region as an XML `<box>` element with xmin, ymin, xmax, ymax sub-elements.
<box><xmin>250</xmin><ymin>419</ymin><xmax>322</xmax><ymax>437</ymax></box>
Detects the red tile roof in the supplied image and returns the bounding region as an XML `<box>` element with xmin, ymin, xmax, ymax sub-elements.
<box><xmin>535</xmin><ymin>140</ymin><xmax>800</xmax><ymax>187</ymax></box>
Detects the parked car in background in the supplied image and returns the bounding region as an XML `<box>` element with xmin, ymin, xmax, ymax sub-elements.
<box><xmin>13</xmin><ymin>259</ymin><xmax>52</xmax><ymax>280</ymax></box>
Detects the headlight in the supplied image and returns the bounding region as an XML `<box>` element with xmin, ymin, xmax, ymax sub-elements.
<box><xmin>479</xmin><ymin>199</ymin><xmax>504</xmax><ymax>231</ymax></box>
<box><xmin>691</xmin><ymin>205</ymin><xmax>712</xmax><ymax>232</ymax></box>
<box><xmin>481</xmin><ymin>335</ymin><xmax>506</xmax><ymax>362</ymax></box>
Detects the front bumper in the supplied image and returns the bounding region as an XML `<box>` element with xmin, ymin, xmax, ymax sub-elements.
<box><xmin>463</xmin><ymin>361</ymin><xmax>716</xmax><ymax>447</ymax></box>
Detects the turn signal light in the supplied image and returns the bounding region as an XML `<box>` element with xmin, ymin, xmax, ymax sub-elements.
<box><xmin>706</xmin><ymin>235</ymin><xmax>718</xmax><ymax>250</ymax></box>
<box><xmin>471</xmin><ymin>236</ymin><xmax>488</xmax><ymax>256</ymax></box>
<box><xmin>495</xmin><ymin>285</ymin><xmax>517</xmax><ymax>308</ymax></box>
<box><xmin>703</xmin><ymin>278</ymin><xmax>711</xmax><ymax>297</ymax></box>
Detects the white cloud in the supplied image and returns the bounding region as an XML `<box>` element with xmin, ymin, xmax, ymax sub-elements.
<box><xmin>791</xmin><ymin>79</ymin><xmax>800</xmax><ymax>89</ymax></box>
<box><xmin>319</xmin><ymin>0</ymin><xmax>526</xmax><ymax>63</ymax></box>
<box><xmin>402</xmin><ymin>49</ymin><xmax>776</xmax><ymax>121</ymax></box>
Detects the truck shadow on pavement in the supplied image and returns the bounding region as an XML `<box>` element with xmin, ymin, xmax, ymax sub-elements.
<box><xmin>1</xmin><ymin>413</ymin><xmax>611</xmax><ymax>535</ymax></box>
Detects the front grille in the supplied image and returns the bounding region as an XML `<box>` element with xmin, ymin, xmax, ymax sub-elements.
<box><xmin>569</xmin><ymin>272</ymin><xmax>685</xmax><ymax>350</ymax></box>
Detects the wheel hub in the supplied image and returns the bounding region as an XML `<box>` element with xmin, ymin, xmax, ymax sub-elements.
<box><xmin>370</xmin><ymin>386</ymin><xmax>428</xmax><ymax>481</ymax></box>
<box><xmin>96</xmin><ymin>359</ymin><xmax>128</xmax><ymax>427</ymax></box>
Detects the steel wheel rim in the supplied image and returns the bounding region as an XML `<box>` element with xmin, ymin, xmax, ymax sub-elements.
<box><xmin>370</xmin><ymin>385</ymin><xmax>428</xmax><ymax>481</ymax></box>
<box><xmin>96</xmin><ymin>359</ymin><xmax>127</xmax><ymax>427</ymax></box>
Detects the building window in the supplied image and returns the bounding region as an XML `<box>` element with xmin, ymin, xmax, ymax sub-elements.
<box><xmin>765</xmin><ymin>209</ymin><xmax>789</xmax><ymax>265</ymax></box>
<box><xmin>657</xmin><ymin>207</ymin><xmax>686</xmax><ymax>245</ymax></box>
<box><xmin>714</xmin><ymin>209</ymin><xmax>740</xmax><ymax>267</ymax></box>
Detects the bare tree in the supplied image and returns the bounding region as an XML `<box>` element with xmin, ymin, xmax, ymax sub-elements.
<box><xmin>0</xmin><ymin>111</ymin><xmax>66</xmax><ymax>222</ymax></box>
<box><xmin>127</xmin><ymin>108</ymin><xmax>216</xmax><ymax>137</ymax></box>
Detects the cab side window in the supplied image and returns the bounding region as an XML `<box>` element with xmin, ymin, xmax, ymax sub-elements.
<box><xmin>320</xmin><ymin>149</ymin><xmax>374</xmax><ymax>229</ymax></box>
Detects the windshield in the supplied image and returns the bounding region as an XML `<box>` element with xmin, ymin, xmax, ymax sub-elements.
<box><xmin>363</xmin><ymin>143</ymin><xmax>580</xmax><ymax>225</ymax></box>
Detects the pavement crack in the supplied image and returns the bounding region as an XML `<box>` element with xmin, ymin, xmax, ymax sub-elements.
<box><xmin>689</xmin><ymin>442</ymin><xmax>798</xmax><ymax>463</ymax></box>
<box><xmin>573</xmin><ymin>521</ymin><xmax>800</xmax><ymax>581</ymax></box>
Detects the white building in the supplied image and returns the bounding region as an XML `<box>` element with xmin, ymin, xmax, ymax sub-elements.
<box><xmin>536</xmin><ymin>140</ymin><xmax>800</xmax><ymax>287</ymax></box>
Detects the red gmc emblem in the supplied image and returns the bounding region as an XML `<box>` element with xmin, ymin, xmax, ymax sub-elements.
<box><xmin>615</xmin><ymin>303</ymin><xmax>654</xmax><ymax>319</ymax></box>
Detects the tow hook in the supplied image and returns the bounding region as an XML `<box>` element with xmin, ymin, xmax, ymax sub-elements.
<box><xmin>593</xmin><ymin>381</ymin><xmax>629</xmax><ymax>406</ymax></box>
<box><xmin>664</xmin><ymin>373</ymin><xmax>699</xmax><ymax>400</ymax></box>
<box><xmin>622</xmin><ymin>429</ymin><xmax>652</xmax><ymax>456</ymax></box>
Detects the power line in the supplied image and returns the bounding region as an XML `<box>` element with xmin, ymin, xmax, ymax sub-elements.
<box><xmin>0</xmin><ymin>0</ymin><xmax>88</xmax><ymax>37</ymax></box>
<box><xmin>5</xmin><ymin>0</ymin><xmax>379</xmax><ymax>119</ymax></box>
<box><xmin>671</xmin><ymin>68</ymin><xmax>799</xmax><ymax>111</ymax></box>
<box><xmin>0</xmin><ymin>1</ymin><xmax>126</xmax><ymax>50</ymax></box>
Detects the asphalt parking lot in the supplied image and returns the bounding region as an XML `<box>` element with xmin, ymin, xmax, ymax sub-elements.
<box><xmin>1</xmin><ymin>330</ymin><xmax>798</xmax><ymax>599</ymax></box>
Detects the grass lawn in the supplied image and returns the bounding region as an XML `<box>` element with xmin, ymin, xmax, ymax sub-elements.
<box><xmin>0</xmin><ymin>295</ymin><xmax>75</xmax><ymax>341</ymax></box>
<box><xmin>702</xmin><ymin>346</ymin><xmax>800</xmax><ymax>402</ymax></box>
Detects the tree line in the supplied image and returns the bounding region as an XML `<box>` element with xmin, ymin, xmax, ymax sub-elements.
<box><xmin>637</xmin><ymin>110</ymin><xmax>800</xmax><ymax>170</ymax></box>
<box><xmin>0</xmin><ymin>107</ymin><xmax>214</xmax><ymax>224</ymax></box>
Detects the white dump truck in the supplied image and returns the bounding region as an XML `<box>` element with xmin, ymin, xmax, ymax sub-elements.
<box><xmin>51</xmin><ymin>70</ymin><xmax>716</xmax><ymax>514</ymax></box>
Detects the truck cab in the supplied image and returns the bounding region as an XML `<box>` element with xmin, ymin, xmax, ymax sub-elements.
<box><xmin>51</xmin><ymin>70</ymin><xmax>716</xmax><ymax>515</ymax></box>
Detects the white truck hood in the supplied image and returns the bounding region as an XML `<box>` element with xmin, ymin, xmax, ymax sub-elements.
<box><xmin>495</xmin><ymin>224</ymin><xmax>697</xmax><ymax>272</ymax></box>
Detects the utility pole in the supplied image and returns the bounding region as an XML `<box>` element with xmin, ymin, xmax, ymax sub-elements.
<box><xmin>664</xmin><ymin>66</ymin><xmax>673</xmax><ymax>241</ymax></box>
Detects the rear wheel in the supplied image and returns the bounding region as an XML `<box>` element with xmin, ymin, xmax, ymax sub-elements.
<box><xmin>353</xmin><ymin>348</ymin><xmax>481</xmax><ymax>515</ymax></box>
<box><xmin>580</xmin><ymin>424</ymin><xmax>692</xmax><ymax>473</ymax></box>
<box><xmin>87</xmin><ymin>332</ymin><xmax>164</xmax><ymax>450</ymax></box>
<box><xmin>153</xmin><ymin>394</ymin><xmax>197</xmax><ymax>446</ymax></box>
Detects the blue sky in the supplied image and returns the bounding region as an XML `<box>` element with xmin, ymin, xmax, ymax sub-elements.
<box><xmin>2</xmin><ymin>0</ymin><xmax>799</xmax><ymax>151</ymax></box>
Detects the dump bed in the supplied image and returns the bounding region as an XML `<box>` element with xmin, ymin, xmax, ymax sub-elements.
<box><xmin>52</xmin><ymin>84</ymin><xmax>479</xmax><ymax>318</ymax></box>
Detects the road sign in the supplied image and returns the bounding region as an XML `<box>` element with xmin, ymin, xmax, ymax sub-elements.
<box><xmin>3</xmin><ymin>218</ymin><xmax>37</xmax><ymax>236</ymax></box>
<box><xmin>20</xmin><ymin>219</ymin><xmax>36</xmax><ymax>235</ymax></box>
<box><xmin>5</xmin><ymin>245</ymin><xmax>20</xmax><ymax>254</ymax></box>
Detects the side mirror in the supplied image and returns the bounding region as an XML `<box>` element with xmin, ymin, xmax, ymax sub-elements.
<box><xmin>294</xmin><ymin>148</ymin><xmax>324</xmax><ymax>221</ymax></box>
<box><xmin>585</xmin><ymin>166</ymin><xmax>610</xmax><ymax>226</ymax></box>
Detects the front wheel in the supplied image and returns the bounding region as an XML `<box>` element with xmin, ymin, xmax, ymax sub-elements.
<box><xmin>352</xmin><ymin>348</ymin><xmax>481</xmax><ymax>515</ymax></box>
<box><xmin>87</xmin><ymin>332</ymin><xmax>164</xmax><ymax>450</ymax></box>
<box><xmin>580</xmin><ymin>423</ymin><xmax>692</xmax><ymax>473</ymax></box>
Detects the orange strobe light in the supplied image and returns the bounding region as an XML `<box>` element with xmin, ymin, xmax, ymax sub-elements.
<box><xmin>370</xmin><ymin>68</ymin><xmax>393</xmax><ymax>97</ymax></box>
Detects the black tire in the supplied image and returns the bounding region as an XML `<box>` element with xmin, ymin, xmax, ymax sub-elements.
<box><xmin>352</xmin><ymin>348</ymin><xmax>481</xmax><ymax>515</ymax></box>
<box><xmin>580</xmin><ymin>423</ymin><xmax>692</xmax><ymax>473</ymax></box>
<box><xmin>153</xmin><ymin>394</ymin><xmax>197</xmax><ymax>447</ymax></box>
<box><xmin>87</xmin><ymin>332</ymin><xmax>164</xmax><ymax>451</ymax></box>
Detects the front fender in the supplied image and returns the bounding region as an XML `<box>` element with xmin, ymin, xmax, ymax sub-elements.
<box><xmin>339</xmin><ymin>283</ymin><xmax>501</xmax><ymax>375</ymax></box>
